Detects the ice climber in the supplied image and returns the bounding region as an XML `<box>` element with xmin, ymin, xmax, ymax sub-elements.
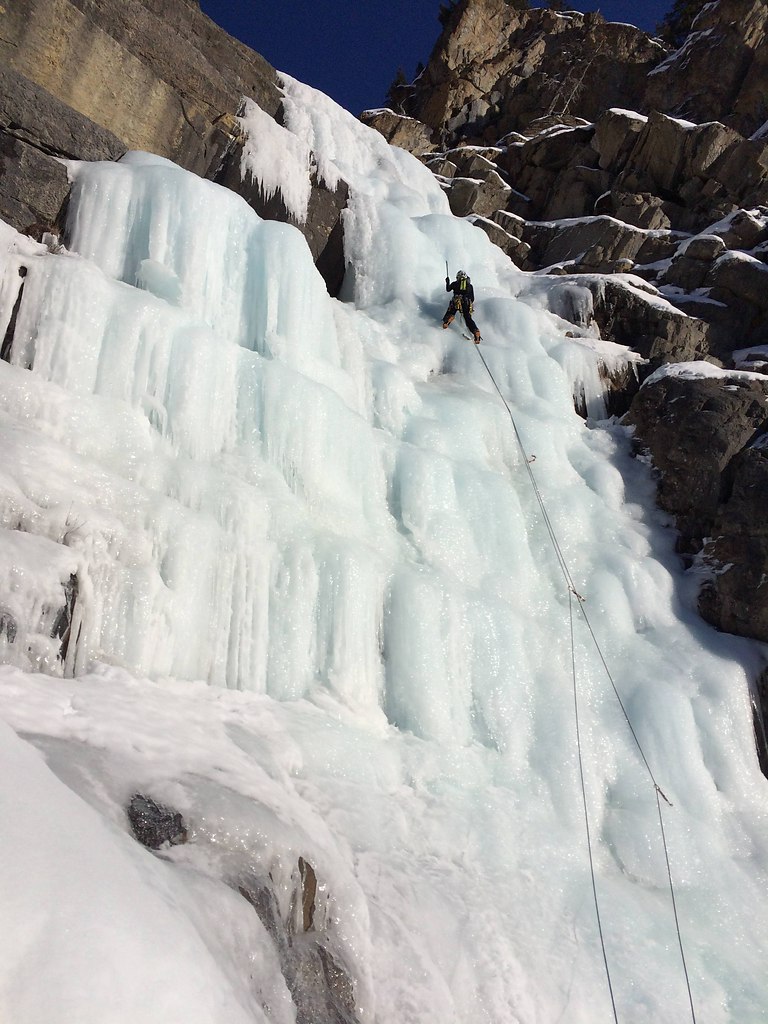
<box><xmin>443</xmin><ymin>270</ymin><xmax>482</xmax><ymax>343</ymax></box>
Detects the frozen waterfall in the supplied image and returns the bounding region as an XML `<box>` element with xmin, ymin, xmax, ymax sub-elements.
<box><xmin>0</xmin><ymin>76</ymin><xmax>766</xmax><ymax>1024</ymax></box>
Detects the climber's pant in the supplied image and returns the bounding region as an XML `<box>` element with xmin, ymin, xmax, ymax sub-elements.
<box><xmin>443</xmin><ymin>298</ymin><xmax>479</xmax><ymax>336</ymax></box>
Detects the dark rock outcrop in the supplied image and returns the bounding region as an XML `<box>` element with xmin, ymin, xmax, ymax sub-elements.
<box><xmin>127</xmin><ymin>793</ymin><xmax>188</xmax><ymax>849</ymax></box>
<box><xmin>0</xmin><ymin>67</ymin><xmax>126</xmax><ymax>232</ymax></box>
<box><xmin>626</xmin><ymin>369</ymin><xmax>768</xmax><ymax>643</ymax></box>
<box><xmin>238</xmin><ymin>858</ymin><xmax>358</xmax><ymax>1024</ymax></box>
<box><xmin>755</xmin><ymin>667</ymin><xmax>768</xmax><ymax>776</ymax></box>
<box><xmin>625</xmin><ymin>373</ymin><xmax>768</xmax><ymax>647</ymax></box>
<box><xmin>0</xmin><ymin>0</ymin><xmax>350</xmax><ymax>291</ymax></box>
<box><xmin>1</xmin><ymin>266</ymin><xmax>28</xmax><ymax>363</ymax></box>
<box><xmin>625</xmin><ymin>373</ymin><xmax>768</xmax><ymax>553</ymax></box>
<box><xmin>698</xmin><ymin>443</ymin><xmax>768</xmax><ymax>641</ymax></box>
<box><xmin>1</xmin><ymin>0</ymin><xmax>281</xmax><ymax>174</ymax></box>
<box><xmin>589</xmin><ymin>280</ymin><xmax>711</xmax><ymax>366</ymax></box>
<box><xmin>705</xmin><ymin>252</ymin><xmax>768</xmax><ymax>345</ymax></box>
<box><xmin>644</xmin><ymin>0</ymin><xmax>768</xmax><ymax>138</ymax></box>
<box><xmin>0</xmin><ymin>610</ymin><xmax>18</xmax><ymax>645</ymax></box>
<box><xmin>522</xmin><ymin>215</ymin><xmax>647</xmax><ymax>271</ymax></box>
<box><xmin>126</xmin><ymin>787</ymin><xmax>357</xmax><ymax>1024</ymax></box>
<box><xmin>50</xmin><ymin>573</ymin><xmax>80</xmax><ymax>664</ymax></box>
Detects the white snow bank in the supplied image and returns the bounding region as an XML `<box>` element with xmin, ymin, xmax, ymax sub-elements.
<box><xmin>733</xmin><ymin>343</ymin><xmax>768</xmax><ymax>371</ymax></box>
<box><xmin>698</xmin><ymin>208</ymin><xmax>768</xmax><ymax>242</ymax></box>
<box><xmin>607</xmin><ymin>108</ymin><xmax>649</xmax><ymax>123</ymax></box>
<box><xmin>643</xmin><ymin>360</ymin><xmax>768</xmax><ymax>387</ymax></box>
<box><xmin>715</xmin><ymin>248</ymin><xmax>768</xmax><ymax>271</ymax></box>
<box><xmin>0</xmin><ymin>705</ymin><xmax>293</xmax><ymax>1024</ymax></box>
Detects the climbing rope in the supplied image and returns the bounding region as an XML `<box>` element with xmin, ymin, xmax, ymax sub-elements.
<box><xmin>568</xmin><ymin>587</ymin><xmax>619</xmax><ymax>1024</ymax></box>
<box><xmin>473</xmin><ymin>344</ymin><xmax>698</xmax><ymax>1024</ymax></box>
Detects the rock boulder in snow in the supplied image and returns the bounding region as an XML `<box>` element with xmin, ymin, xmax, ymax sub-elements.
<box><xmin>663</xmin><ymin>236</ymin><xmax>727</xmax><ymax>292</ymax></box>
<box><xmin>127</xmin><ymin>794</ymin><xmax>188</xmax><ymax>849</ymax></box>
<box><xmin>446</xmin><ymin>173</ymin><xmax>511</xmax><ymax>219</ymax></box>
<box><xmin>522</xmin><ymin>217</ymin><xmax>647</xmax><ymax>273</ymax></box>
<box><xmin>470</xmin><ymin>216</ymin><xmax>531</xmax><ymax>266</ymax></box>
<box><xmin>706</xmin><ymin>252</ymin><xmax>768</xmax><ymax>315</ymax></box>
<box><xmin>589</xmin><ymin>279</ymin><xmax>711</xmax><ymax>365</ymax></box>
<box><xmin>359</xmin><ymin>110</ymin><xmax>436</xmax><ymax>155</ymax></box>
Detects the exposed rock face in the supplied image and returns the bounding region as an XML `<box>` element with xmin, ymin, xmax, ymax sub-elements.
<box><xmin>471</xmin><ymin>214</ymin><xmax>531</xmax><ymax>263</ymax></box>
<box><xmin>395</xmin><ymin>2</ymin><xmax>662</xmax><ymax>144</ymax></box>
<box><xmin>447</xmin><ymin>110</ymin><xmax>768</xmax><ymax>245</ymax></box>
<box><xmin>1</xmin><ymin>0</ymin><xmax>281</xmax><ymax>173</ymax></box>
<box><xmin>626</xmin><ymin>373</ymin><xmax>768</xmax><ymax>642</ymax></box>
<box><xmin>626</xmin><ymin>374</ymin><xmax>768</xmax><ymax>545</ymax></box>
<box><xmin>588</xmin><ymin>279</ymin><xmax>710</xmax><ymax>366</ymax></box>
<box><xmin>644</xmin><ymin>0</ymin><xmax>768</xmax><ymax>138</ymax></box>
<box><xmin>705</xmin><ymin>252</ymin><xmax>768</xmax><ymax>345</ymax></box>
<box><xmin>1</xmin><ymin>67</ymin><xmax>126</xmax><ymax>231</ymax></box>
<box><xmin>522</xmin><ymin>215</ymin><xmax>647</xmax><ymax>271</ymax></box>
<box><xmin>238</xmin><ymin>860</ymin><xmax>358</xmax><ymax>1024</ymax></box>
<box><xmin>394</xmin><ymin>0</ymin><xmax>768</xmax><ymax>147</ymax></box>
<box><xmin>360</xmin><ymin>110</ymin><xmax>436</xmax><ymax>154</ymax></box>
<box><xmin>0</xmin><ymin>0</ymin><xmax>349</xmax><ymax>292</ymax></box>
<box><xmin>698</xmin><ymin>443</ymin><xmax>768</xmax><ymax>642</ymax></box>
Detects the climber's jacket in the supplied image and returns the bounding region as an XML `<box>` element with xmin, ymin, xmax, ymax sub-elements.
<box><xmin>446</xmin><ymin>276</ymin><xmax>475</xmax><ymax>307</ymax></box>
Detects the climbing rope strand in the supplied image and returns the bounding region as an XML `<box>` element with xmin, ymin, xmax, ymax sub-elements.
<box><xmin>474</xmin><ymin>345</ymin><xmax>698</xmax><ymax>1024</ymax></box>
<box><xmin>574</xmin><ymin>598</ymin><xmax>668</xmax><ymax>797</ymax></box>
<box><xmin>570</xmin><ymin>591</ymin><xmax>620</xmax><ymax>1024</ymax></box>
<box><xmin>655</xmin><ymin>790</ymin><xmax>698</xmax><ymax>1023</ymax></box>
<box><xmin>476</xmin><ymin>351</ymin><xmax>578</xmax><ymax>579</ymax></box>
<box><xmin>476</xmin><ymin>345</ymin><xmax>661</xmax><ymax>778</ymax></box>
<box><xmin>477</xmin><ymin>348</ymin><xmax>581</xmax><ymax>594</ymax></box>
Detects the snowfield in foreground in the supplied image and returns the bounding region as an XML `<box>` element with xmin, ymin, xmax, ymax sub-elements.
<box><xmin>0</xmin><ymin>76</ymin><xmax>767</xmax><ymax>1023</ymax></box>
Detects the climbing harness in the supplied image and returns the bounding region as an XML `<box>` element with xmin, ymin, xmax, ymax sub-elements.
<box><xmin>473</xmin><ymin>343</ymin><xmax>698</xmax><ymax>1024</ymax></box>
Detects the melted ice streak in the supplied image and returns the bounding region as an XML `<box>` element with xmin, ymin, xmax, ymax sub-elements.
<box><xmin>0</xmin><ymin>79</ymin><xmax>766</xmax><ymax>1024</ymax></box>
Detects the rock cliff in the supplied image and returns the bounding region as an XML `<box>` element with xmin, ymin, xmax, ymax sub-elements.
<box><xmin>0</xmin><ymin>0</ymin><xmax>347</xmax><ymax>293</ymax></box>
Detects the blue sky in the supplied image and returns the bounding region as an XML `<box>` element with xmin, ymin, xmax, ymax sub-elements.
<box><xmin>199</xmin><ymin>1</ymin><xmax>673</xmax><ymax>115</ymax></box>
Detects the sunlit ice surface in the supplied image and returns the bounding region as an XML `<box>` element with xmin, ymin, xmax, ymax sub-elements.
<box><xmin>0</xmin><ymin>75</ymin><xmax>766</xmax><ymax>1024</ymax></box>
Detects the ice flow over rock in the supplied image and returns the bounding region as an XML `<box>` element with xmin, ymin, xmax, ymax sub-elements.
<box><xmin>0</xmin><ymin>75</ymin><xmax>766</xmax><ymax>1024</ymax></box>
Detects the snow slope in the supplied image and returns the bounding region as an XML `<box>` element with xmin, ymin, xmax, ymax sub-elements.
<box><xmin>0</xmin><ymin>76</ymin><xmax>766</xmax><ymax>1023</ymax></box>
